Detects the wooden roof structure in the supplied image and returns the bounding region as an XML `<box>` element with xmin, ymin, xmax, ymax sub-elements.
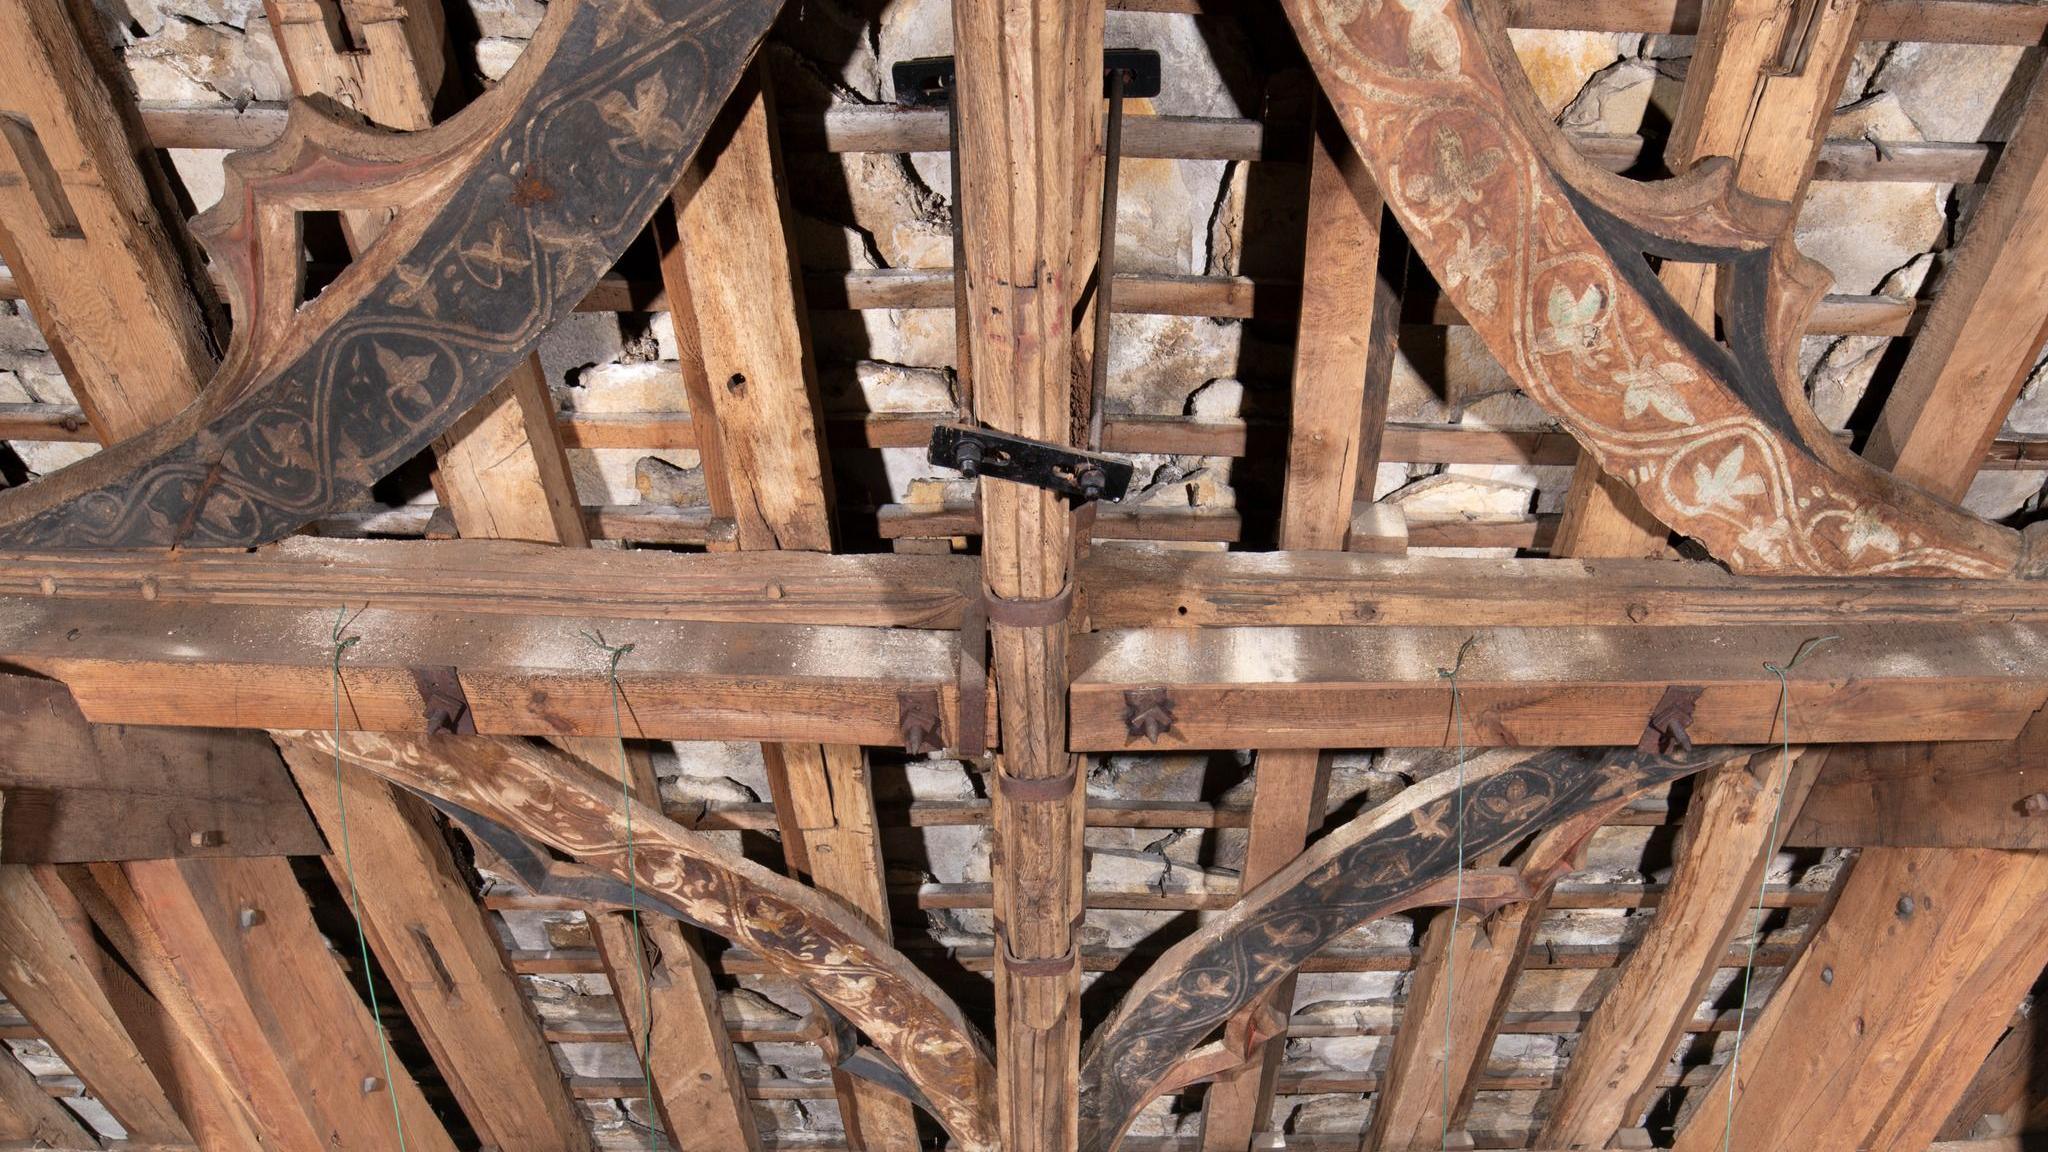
<box><xmin>0</xmin><ymin>0</ymin><xmax>2045</xmax><ymax>1148</ymax></box>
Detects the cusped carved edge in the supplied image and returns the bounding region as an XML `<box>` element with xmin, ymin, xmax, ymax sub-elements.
<box><xmin>1076</xmin><ymin>745</ymin><xmax>1752</xmax><ymax>1152</ymax></box>
<box><xmin>290</xmin><ymin>730</ymin><xmax>1000</xmax><ymax>1152</ymax></box>
<box><xmin>1285</xmin><ymin>0</ymin><xmax>2021</xmax><ymax>578</ymax></box>
<box><xmin>0</xmin><ymin>0</ymin><xmax>777</xmax><ymax>549</ymax></box>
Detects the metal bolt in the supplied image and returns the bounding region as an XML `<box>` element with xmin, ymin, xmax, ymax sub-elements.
<box><xmin>189</xmin><ymin>830</ymin><xmax>223</xmax><ymax>848</ymax></box>
<box><xmin>1821</xmin><ymin>965</ymin><xmax>1834</xmax><ymax>985</ymax></box>
<box><xmin>1077</xmin><ymin>464</ymin><xmax>1107</xmax><ymax>502</ymax></box>
<box><xmin>238</xmin><ymin>906</ymin><xmax>264</xmax><ymax>931</ymax></box>
<box><xmin>1897</xmin><ymin>894</ymin><xmax>1915</xmax><ymax>919</ymax></box>
<box><xmin>955</xmin><ymin>439</ymin><xmax>984</xmax><ymax>478</ymax></box>
<box><xmin>2023</xmin><ymin>792</ymin><xmax>2048</xmax><ymax>817</ymax></box>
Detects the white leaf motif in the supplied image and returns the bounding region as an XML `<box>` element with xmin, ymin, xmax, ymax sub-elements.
<box><xmin>1692</xmin><ymin>445</ymin><xmax>1765</xmax><ymax>511</ymax></box>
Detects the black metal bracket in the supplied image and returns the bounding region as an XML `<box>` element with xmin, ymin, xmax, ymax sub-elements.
<box><xmin>929</xmin><ymin>423</ymin><xmax>1134</xmax><ymax>503</ymax></box>
<box><xmin>892</xmin><ymin>49</ymin><xmax>1161</xmax><ymax>106</ymax></box>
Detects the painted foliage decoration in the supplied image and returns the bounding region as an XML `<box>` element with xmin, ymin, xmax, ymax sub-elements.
<box><xmin>299</xmin><ymin>731</ymin><xmax>1001</xmax><ymax>1152</ymax></box>
<box><xmin>1288</xmin><ymin>0</ymin><xmax>2024</xmax><ymax>578</ymax></box>
<box><xmin>0</xmin><ymin>0</ymin><xmax>779</xmax><ymax>548</ymax></box>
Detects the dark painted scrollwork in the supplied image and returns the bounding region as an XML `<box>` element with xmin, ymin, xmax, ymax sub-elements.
<box><xmin>0</xmin><ymin>0</ymin><xmax>777</xmax><ymax>548</ymax></box>
<box><xmin>1076</xmin><ymin>745</ymin><xmax>1754</xmax><ymax>1152</ymax></box>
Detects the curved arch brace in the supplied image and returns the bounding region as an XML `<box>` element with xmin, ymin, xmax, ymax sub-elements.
<box><xmin>292</xmin><ymin>730</ymin><xmax>999</xmax><ymax>1152</ymax></box>
<box><xmin>0</xmin><ymin>0</ymin><xmax>777</xmax><ymax>549</ymax></box>
<box><xmin>1284</xmin><ymin>0</ymin><xmax>2022</xmax><ymax>578</ymax></box>
<box><xmin>1076</xmin><ymin>745</ymin><xmax>1754</xmax><ymax>1152</ymax></box>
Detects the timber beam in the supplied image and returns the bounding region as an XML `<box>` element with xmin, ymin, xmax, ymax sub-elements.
<box><xmin>9</xmin><ymin>543</ymin><xmax>2048</xmax><ymax>633</ymax></box>
<box><xmin>4</xmin><ymin>594</ymin><xmax>2045</xmax><ymax>747</ymax></box>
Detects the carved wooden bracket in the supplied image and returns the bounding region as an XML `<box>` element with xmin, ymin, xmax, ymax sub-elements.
<box><xmin>0</xmin><ymin>0</ymin><xmax>778</xmax><ymax>548</ymax></box>
<box><xmin>299</xmin><ymin>730</ymin><xmax>1000</xmax><ymax>1152</ymax></box>
<box><xmin>1284</xmin><ymin>0</ymin><xmax>2023</xmax><ymax>578</ymax></box>
<box><xmin>1075</xmin><ymin>744</ymin><xmax>1756</xmax><ymax>1152</ymax></box>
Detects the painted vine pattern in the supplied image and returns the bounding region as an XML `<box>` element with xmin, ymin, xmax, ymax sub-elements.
<box><xmin>0</xmin><ymin>0</ymin><xmax>775</xmax><ymax>548</ymax></box>
<box><xmin>301</xmin><ymin>731</ymin><xmax>1000</xmax><ymax>1152</ymax></box>
<box><xmin>1287</xmin><ymin>0</ymin><xmax>2022</xmax><ymax>578</ymax></box>
<box><xmin>1076</xmin><ymin>745</ymin><xmax>1750</xmax><ymax>1152</ymax></box>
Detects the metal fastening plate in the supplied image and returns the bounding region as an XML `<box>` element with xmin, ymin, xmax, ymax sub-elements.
<box><xmin>928</xmin><ymin>424</ymin><xmax>1135</xmax><ymax>503</ymax></box>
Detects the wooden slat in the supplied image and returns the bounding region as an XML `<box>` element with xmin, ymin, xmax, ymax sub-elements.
<box><xmin>1077</xmin><ymin>547</ymin><xmax>2048</xmax><ymax>629</ymax></box>
<box><xmin>671</xmin><ymin>59</ymin><xmax>918</xmax><ymax>1148</ymax></box>
<box><xmin>0</xmin><ymin>0</ymin><xmax>214</xmax><ymax>445</ymax></box>
<box><xmin>276</xmin><ymin>736</ymin><xmax>595</xmax><ymax>1152</ymax></box>
<box><xmin>0</xmin><ymin>864</ymin><xmax>190</xmax><ymax>1144</ymax></box>
<box><xmin>1671</xmin><ymin>846</ymin><xmax>2048</xmax><ymax>1152</ymax></box>
<box><xmin>121</xmin><ymin>855</ymin><xmax>459</xmax><ymax>1150</ymax></box>
<box><xmin>0</xmin><ymin>539</ymin><xmax>973</xmax><ymax>629</ymax></box>
<box><xmin>1539</xmin><ymin>749</ymin><xmax>1822</xmax><ymax>1146</ymax></box>
<box><xmin>1201</xmin><ymin>103</ymin><xmax>1392</xmax><ymax>1151</ymax></box>
<box><xmin>1864</xmin><ymin>67</ymin><xmax>2048</xmax><ymax>504</ymax></box>
<box><xmin>1068</xmin><ymin>622</ymin><xmax>2048</xmax><ymax>750</ymax></box>
<box><xmin>19</xmin><ymin>541</ymin><xmax>2048</xmax><ymax>632</ymax></box>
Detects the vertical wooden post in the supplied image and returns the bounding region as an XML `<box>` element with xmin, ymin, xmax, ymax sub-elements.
<box><xmin>953</xmin><ymin>0</ymin><xmax>1102</xmax><ymax>1141</ymax></box>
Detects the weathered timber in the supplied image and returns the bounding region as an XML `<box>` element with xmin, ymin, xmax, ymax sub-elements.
<box><xmin>951</xmin><ymin>0</ymin><xmax>1101</xmax><ymax>1141</ymax></box>
<box><xmin>0</xmin><ymin>597</ymin><xmax>976</xmax><ymax>742</ymax></box>
<box><xmin>1865</xmin><ymin>66</ymin><xmax>2048</xmax><ymax>505</ymax></box>
<box><xmin>0</xmin><ymin>672</ymin><xmax>321</xmax><ymax>862</ymax></box>
<box><xmin>0</xmin><ymin>864</ymin><xmax>192</xmax><ymax>1144</ymax></box>
<box><xmin>301</xmin><ymin>730</ymin><xmax>999</xmax><ymax>1151</ymax></box>
<box><xmin>1786</xmin><ymin>709</ymin><xmax>2048</xmax><ymax>850</ymax></box>
<box><xmin>553</xmin><ymin>737</ymin><xmax>762</xmax><ymax>1152</ymax></box>
<box><xmin>1068</xmin><ymin>622</ymin><xmax>2048</xmax><ymax>750</ymax></box>
<box><xmin>1284</xmin><ymin>0</ymin><xmax>2020</xmax><ymax>576</ymax></box>
<box><xmin>0</xmin><ymin>0</ymin><xmax>781</xmax><ymax>548</ymax></box>
<box><xmin>1077</xmin><ymin>745</ymin><xmax>1752</xmax><ymax>1152</ymax></box>
<box><xmin>121</xmin><ymin>855</ymin><xmax>460</xmax><ymax>1149</ymax></box>
<box><xmin>1671</xmin><ymin>846</ymin><xmax>2048</xmax><ymax>1151</ymax></box>
<box><xmin>1539</xmin><ymin>748</ymin><xmax>1823</xmax><ymax>1146</ymax></box>
<box><xmin>0</xmin><ymin>0</ymin><xmax>216</xmax><ymax>447</ymax></box>
<box><xmin>0</xmin><ymin>538</ymin><xmax>974</xmax><ymax>627</ymax></box>
<box><xmin>276</xmin><ymin>736</ymin><xmax>595</xmax><ymax>1152</ymax></box>
<box><xmin>1078</xmin><ymin>546</ymin><xmax>2048</xmax><ymax>628</ymax></box>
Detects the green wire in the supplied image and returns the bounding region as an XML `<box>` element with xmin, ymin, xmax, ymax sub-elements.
<box><xmin>1720</xmin><ymin>633</ymin><xmax>1835</xmax><ymax>1152</ymax></box>
<box><xmin>1438</xmin><ymin>635</ymin><xmax>1476</xmax><ymax>1150</ymax></box>
<box><xmin>330</xmin><ymin>607</ymin><xmax>408</xmax><ymax>1151</ymax></box>
<box><xmin>582</xmin><ymin>630</ymin><xmax>662</xmax><ymax>1150</ymax></box>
